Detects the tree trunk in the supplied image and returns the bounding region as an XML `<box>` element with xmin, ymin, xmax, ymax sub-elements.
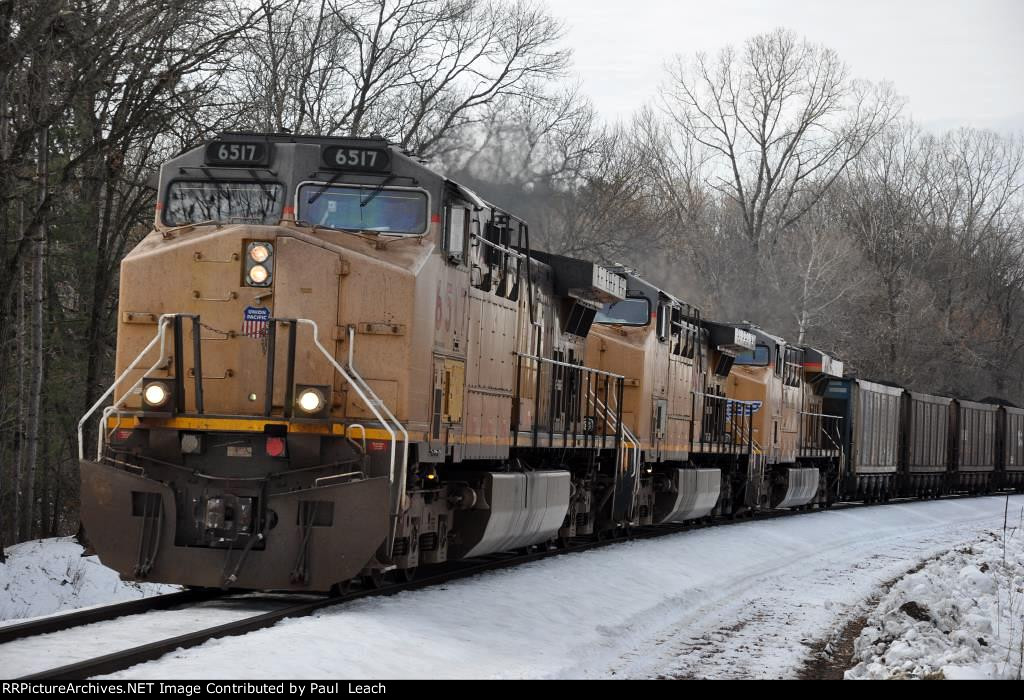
<box><xmin>13</xmin><ymin>236</ymin><xmax>27</xmax><ymax>541</ymax></box>
<box><xmin>22</xmin><ymin>126</ymin><xmax>48</xmax><ymax>541</ymax></box>
<box><xmin>39</xmin><ymin>458</ymin><xmax>51</xmax><ymax>537</ymax></box>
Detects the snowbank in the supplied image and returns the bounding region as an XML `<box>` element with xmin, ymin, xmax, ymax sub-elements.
<box><xmin>846</xmin><ymin>517</ymin><xmax>1024</xmax><ymax>680</ymax></box>
<box><xmin>0</xmin><ymin>537</ymin><xmax>176</xmax><ymax>623</ymax></box>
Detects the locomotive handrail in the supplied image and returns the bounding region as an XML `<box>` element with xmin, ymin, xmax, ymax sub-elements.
<box><xmin>733</xmin><ymin>420</ymin><xmax>762</xmax><ymax>454</ymax></box>
<box><xmin>512</xmin><ymin>351</ymin><xmax>625</xmax><ymax>452</ymax></box>
<box><xmin>314</xmin><ymin>471</ymin><xmax>365</xmax><ymax>487</ymax></box>
<box><xmin>82</xmin><ymin>314</ymin><xmax>410</xmax><ymax>561</ymax></box>
<box><xmin>691</xmin><ymin>391</ymin><xmax>760</xmax><ymax>402</ymax></box>
<box><xmin>587</xmin><ymin>387</ymin><xmax>642</xmax><ymax>482</ymax></box>
<box><xmin>98</xmin><ymin>323</ymin><xmax>185</xmax><ymax>461</ymax></box>
<box><xmin>91</xmin><ymin>315</ymin><xmax>208</xmax><ymax>462</ymax></box>
<box><xmin>78</xmin><ymin>314</ymin><xmax>175</xmax><ymax>461</ymax></box>
<box><xmin>298</xmin><ymin>319</ymin><xmax>408</xmax><ymax>558</ymax></box>
<box><xmin>691</xmin><ymin>391</ymin><xmax>759</xmax><ymax>453</ymax></box>
<box><xmin>347</xmin><ymin>423</ymin><xmax>368</xmax><ymax>452</ymax></box>
<box><xmin>343</xmin><ymin>324</ymin><xmax>409</xmax><ymax>538</ymax></box>
<box><xmin>514</xmin><ymin>352</ymin><xmax>624</xmax><ymax>378</ymax></box>
<box><xmin>471</xmin><ymin>232</ymin><xmax>528</xmax><ymax>260</ymax></box>
<box><xmin>583</xmin><ymin>382</ymin><xmax>642</xmax><ymax>518</ymax></box>
<box><xmin>798</xmin><ymin>411</ymin><xmax>844</xmax><ymax>420</ymax></box>
<box><xmin>798</xmin><ymin>410</ymin><xmax>844</xmax><ymax>454</ymax></box>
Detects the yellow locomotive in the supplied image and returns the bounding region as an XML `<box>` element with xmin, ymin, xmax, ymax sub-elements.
<box><xmin>79</xmin><ymin>133</ymin><xmax>844</xmax><ymax>591</ymax></box>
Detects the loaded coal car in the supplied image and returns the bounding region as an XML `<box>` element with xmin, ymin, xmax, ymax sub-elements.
<box><xmin>999</xmin><ymin>404</ymin><xmax>1024</xmax><ymax>490</ymax></box>
<box><xmin>823</xmin><ymin>378</ymin><xmax>902</xmax><ymax>502</ymax></box>
<box><xmin>951</xmin><ymin>399</ymin><xmax>998</xmax><ymax>493</ymax></box>
<box><xmin>901</xmin><ymin>391</ymin><xmax>953</xmax><ymax>497</ymax></box>
<box><xmin>827</xmin><ymin>383</ymin><xmax>1007</xmax><ymax>500</ymax></box>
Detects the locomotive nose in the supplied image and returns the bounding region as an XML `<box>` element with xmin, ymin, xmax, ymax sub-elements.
<box><xmin>80</xmin><ymin>459</ymin><xmax>389</xmax><ymax>591</ymax></box>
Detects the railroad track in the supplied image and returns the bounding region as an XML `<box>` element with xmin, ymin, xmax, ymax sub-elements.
<box><xmin>10</xmin><ymin>538</ymin><xmax>628</xmax><ymax>681</ymax></box>
<box><xmin>0</xmin><ymin>588</ymin><xmax>222</xmax><ymax>645</ymax></box>
<box><xmin>5</xmin><ymin>492</ymin><xmax>1006</xmax><ymax>680</ymax></box>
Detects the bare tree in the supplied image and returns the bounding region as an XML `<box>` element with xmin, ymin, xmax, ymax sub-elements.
<box><xmin>764</xmin><ymin>188</ymin><xmax>867</xmax><ymax>346</ymax></box>
<box><xmin>231</xmin><ymin>0</ymin><xmax>570</xmax><ymax>155</ymax></box>
<box><xmin>842</xmin><ymin>120</ymin><xmax>934</xmax><ymax>374</ymax></box>
<box><xmin>229</xmin><ymin>0</ymin><xmax>352</xmax><ymax>134</ymax></box>
<box><xmin>0</xmin><ymin>0</ymin><xmax>265</xmax><ymax>310</ymax></box>
<box><xmin>445</xmin><ymin>85</ymin><xmax>601</xmax><ymax>187</ymax></box>
<box><xmin>535</xmin><ymin>125</ymin><xmax>665</xmax><ymax>262</ymax></box>
<box><xmin>1</xmin><ymin>0</ymin><xmax>266</xmax><ymax>544</ymax></box>
<box><xmin>632</xmin><ymin>105</ymin><xmax>722</xmax><ymax>304</ymax></box>
<box><xmin>921</xmin><ymin>129</ymin><xmax>1024</xmax><ymax>393</ymax></box>
<box><xmin>661</xmin><ymin>28</ymin><xmax>901</xmax><ymax>251</ymax></box>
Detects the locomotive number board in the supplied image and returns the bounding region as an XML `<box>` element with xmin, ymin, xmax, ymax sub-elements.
<box><xmin>204</xmin><ymin>141</ymin><xmax>271</xmax><ymax>167</ymax></box>
<box><xmin>321</xmin><ymin>145</ymin><xmax>391</xmax><ymax>172</ymax></box>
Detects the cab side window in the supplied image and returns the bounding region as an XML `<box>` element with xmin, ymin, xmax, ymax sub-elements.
<box><xmin>467</xmin><ymin>212</ymin><xmax>521</xmax><ymax>301</ymax></box>
<box><xmin>670</xmin><ymin>307</ymin><xmax>696</xmax><ymax>359</ymax></box>
<box><xmin>656</xmin><ymin>303</ymin><xmax>670</xmax><ymax>342</ymax></box>
<box><xmin>443</xmin><ymin>204</ymin><xmax>469</xmax><ymax>262</ymax></box>
<box><xmin>784</xmin><ymin>346</ymin><xmax>803</xmax><ymax>387</ymax></box>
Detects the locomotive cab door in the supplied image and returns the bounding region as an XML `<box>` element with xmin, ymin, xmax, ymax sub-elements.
<box><xmin>429</xmin><ymin>356</ymin><xmax>465</xmax><ymax>458</ymax></box>
<box><xmin>649</xmin><ymin>300</ymin><xmax>672</xmax><ymax>460</ymax></box>
<box><xmin>665</xmin><ymin>304</ymin><xmax>697</xmax><ymax>460</ymax></box>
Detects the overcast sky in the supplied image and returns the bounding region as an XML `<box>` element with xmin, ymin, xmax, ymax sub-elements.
<box><xmin>546</xmin><ymin>0</ymin><xmax>1024</xmax><ymax>134</ymax></box>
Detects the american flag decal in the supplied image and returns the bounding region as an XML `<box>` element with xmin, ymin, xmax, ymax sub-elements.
<box><xmin>242</xmin><ymin>306</ymin><xmax>270</xmax><ymax>338</ymax></box>
<box><xmin>726</xmin><ymin>400</ymin><xmax>762</xmax><ymax>419</ymax></box>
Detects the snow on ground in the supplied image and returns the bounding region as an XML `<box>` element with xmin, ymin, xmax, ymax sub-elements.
<box><xmin>0</xmin><ymin>537</ymin><xmax>176</xmax><ymax>623</ymax></box>
<box><xmin>83</xmin><ymin>495</ymin><xmax>1024</xmax><ymax>680</ymax></box>
<box><xmin>846</xmin><ymin>512</ymin><xmax>1024</xmax><ymax>680</ymax></box>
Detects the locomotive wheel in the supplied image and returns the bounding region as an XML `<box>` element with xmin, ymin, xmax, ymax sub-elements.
<box><xmin>362</xmin><ymin>571</ymin><xmax>385</xmax><ymax>589</ymax></box>
<box><xmin>330</xmin><ymin>580</ymin><xmax>353</xmax><ymax>596</ymax></box>
<box><xmin>396</xmin><ymin>567</ymin><xmax>418</xmax><ymax>583</ymax></box>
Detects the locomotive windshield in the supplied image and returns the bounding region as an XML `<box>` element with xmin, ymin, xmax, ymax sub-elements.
<box><xmin>297</xmin><ymin>184</ymin><xmax>428</xmax><ymax>235</ymax></box>
<box><xmin>594</xmin><ymin>297</ymin><xmax>650</xmax><ymax>326</ymax></box>
<box><xmin>734</xmin><ymin>344</ymin><xmax>771</xmax><ymax>366</ymax></box>
<box><xmin>164</xmin><ymin>181</ymin><xmax>284</xmax><ymax>226</ymax></box>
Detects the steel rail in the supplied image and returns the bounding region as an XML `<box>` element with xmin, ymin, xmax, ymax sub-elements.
<box><xmin>0</xmin><ymin>588</ymin><xmax>222</xmax><ymax>645</ymax></box>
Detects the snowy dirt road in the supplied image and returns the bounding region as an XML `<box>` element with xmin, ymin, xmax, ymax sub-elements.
<box><xmin>86</xmin><ymin>495</ymin><xmax>1023</xmax><ymax>680</ymax></box>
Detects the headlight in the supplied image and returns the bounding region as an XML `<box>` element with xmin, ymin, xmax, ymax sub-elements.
<box><xmin>248</xmin><ymin>264</ymin><xmax>269</xmax><ymax>284</ymax></box>
<box><xmin>244</xmin><ymin>241</ymin><xmax>273</xmax><ymax>287</ymax></box>
<box><xmin>249</xmin><ymin>243</ymin><xmax>271</xmax><ymax>263</ymax></box>
<box><xmin>297</xmin><ymin>388</ymin><xmax>324</xmax><ymax>414</ymax></box>
<box><xmin>144</xmin><ymin>382</ymin><xmax>169</xmax><ymax>407</ymax></box>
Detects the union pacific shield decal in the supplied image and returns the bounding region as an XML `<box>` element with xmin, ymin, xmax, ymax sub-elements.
<box><xmin>242</xmin><ymin>306</ymin><xmax>269</xmax><ymax>338</ymax></box>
